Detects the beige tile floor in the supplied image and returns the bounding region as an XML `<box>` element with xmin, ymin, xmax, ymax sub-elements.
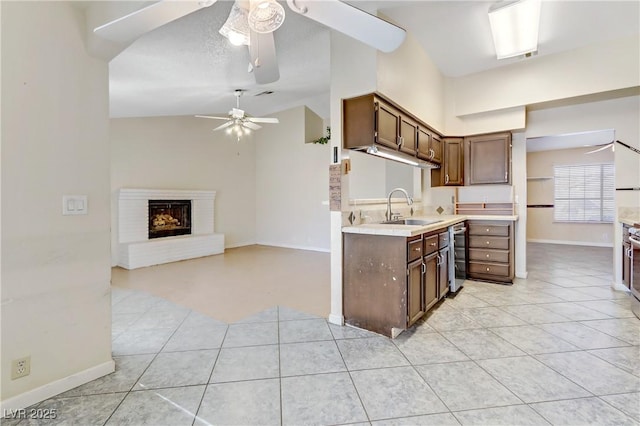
<box><xmin>112</xmin><ymin>245</ymin><xmax>330</xmax><ymax>323</ymax></box>
<box><xmin>5</xmin><ymin>243</ymin><xmax>640</xmax><ymax>425</ymax></box>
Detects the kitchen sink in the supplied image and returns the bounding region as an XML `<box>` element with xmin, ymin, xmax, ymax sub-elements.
<box><xmin>381</xmin><ymin>218</ymin><xmax>443</xmax><ymax>226</ymax></box>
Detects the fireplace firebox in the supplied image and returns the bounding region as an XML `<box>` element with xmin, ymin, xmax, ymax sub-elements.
<box><xmin>148</xmin><ymin>200</ymin><xmax>191</xmax><ymax>239</ymax></box>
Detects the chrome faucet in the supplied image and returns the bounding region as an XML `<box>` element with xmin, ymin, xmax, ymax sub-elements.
<box><xmin>386</xmin><ymin>188</ymin><xmax>413</xmax><ymax>221</ymax></box>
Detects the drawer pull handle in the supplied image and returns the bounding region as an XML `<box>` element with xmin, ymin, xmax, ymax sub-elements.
<box><xmin>414</xmin><ymin>247</ymin><xmax>421</xmax><ymax>252</ymax></box>
<box><xmin>430</xmin><ymin>242</ymin><xmax>437</xmax><ymax>247</ymax></box>
<box><xmin>486</xmin><ymin>267</ymin><xmax>490</xmax><ymax>272</ymax></box>
<box><xmin>486</xmin><ymin>228</ymin><xmax>490</xmax><ymax>232</ymax></box>
<box><xmin>486</xmin><ymin>241</ymin><xmax>490</xmax><ymax>245</ymax></box>
<box><xmin>486</xmin><ymin>254</ymin><xmax>490</xmax><ymax>258</ymax></box>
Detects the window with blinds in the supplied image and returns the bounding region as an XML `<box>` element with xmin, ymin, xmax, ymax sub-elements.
<box><xmin>553</xmin><ymin>163</ymin><xmax>614</xmax><ymax>223</ymax></box>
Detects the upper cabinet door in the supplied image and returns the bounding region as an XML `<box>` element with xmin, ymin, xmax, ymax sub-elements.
<box><xmin>443</xmin><ymin>138</ymin><xmax>464</xmax><ymax>186</ymax></box>
<box><xmin>430</xmin><ymin>134</ymin><xmax>443</xmax><ymax>164</ymax></box>
<box><xmin>465</xmin><ymin>133</ymin><xmax>511</xmax><ymax>185</ymax></box>
<box><xmin>399</xmin><ymin>116</ymin><xmax>418</xmax><ymax>155</ymax></box>
<box><xmin>375</xmin><ymin>100</ymin><xmax>401</xmax><ymax>150</ymax></box>
<box><xmin>417</xmin><ymin>127</ymin><xmax>432</xmax><ymax>160</ymax></box>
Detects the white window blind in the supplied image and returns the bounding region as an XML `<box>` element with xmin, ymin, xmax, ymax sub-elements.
<box><xmin>554</xmin><ymin>163</ymin><xmax>614</xmax><ymax>223</ymax></box>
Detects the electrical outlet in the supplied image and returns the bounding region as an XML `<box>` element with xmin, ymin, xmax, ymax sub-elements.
<box><xmin>11</xmin><ymin>356</ymin><xmax>30</xmax><ymax>380</ymax></box>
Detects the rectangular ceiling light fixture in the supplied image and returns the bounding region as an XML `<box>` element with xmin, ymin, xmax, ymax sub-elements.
<box><xmin>488</xmin><ymin>0</ymin><xmax>541</xmax><ymax>59</ymax></box>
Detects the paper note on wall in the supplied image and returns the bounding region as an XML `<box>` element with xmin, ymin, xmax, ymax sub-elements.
<box><xmin>329</xmin><ymin>164</ymin><xmax>341</xmax><ymax>211</ymax></box>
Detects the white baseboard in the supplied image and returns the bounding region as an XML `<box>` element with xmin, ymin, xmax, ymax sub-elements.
<box><xmin>0</xmin><ymin>360</ymin><xmax>115</xmax><ymax>411</ymax></box>
<box><xmin>225</xmin><ymin>241</ymin><xmax>257</xmax><ymax>249</ymax></box>
<box><xmin>527</xmin><ymin>239</ymin><xmax>613</xmax><ymax>248</ymax></box>
<box><xmin>255</xmin><ymin>241</ymin><xmax>330</xmax><ymax>253</ymax></box>
<box><xmin>612</xmin><ymin>282</ymin><xmax>631</xmax><ymax>292</ymax></box>
<box><xmin>328</xmin><ymin>313</ymin><xmax>344</xmax><ymax>325</ymax></box>
<box><xmin>516</xmin><ymin>271</ymin><xmax>528</xmax><ymax>279</ymax></box>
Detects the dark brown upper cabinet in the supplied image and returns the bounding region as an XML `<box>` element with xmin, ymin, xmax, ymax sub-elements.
<box><xmin>398</xmin><ymin>115</ymin><xmax>418</xmax><ymax>156</ymax></box>
<box><xmin>465</xmin><ymin>132</ymin><xmax>512</xmax><ymax>185</ymax></box>
<box><xmin>443</xmin><ymin>137</ymin><xmax>464</xmax><ymax>186</ymax></box>
<box><xmin>376</xmin><ymin>100</ymin><xmax>401</xmax><ymax>150</ymax></box>
<box><xmin>417</xmin><ymin>128</ymin><xmax>442</xmax><ymax>165</ymax></box>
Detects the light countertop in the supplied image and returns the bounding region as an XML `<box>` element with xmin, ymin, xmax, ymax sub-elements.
<box><xmin>342</xmin><ymin>214</ymin><xmax>518</xmax><ymax>237</ymax></box>
<box><xmin>619</xmin><ymin>217</ymin><xmax>640</xmax><ymax>227</ymax></box>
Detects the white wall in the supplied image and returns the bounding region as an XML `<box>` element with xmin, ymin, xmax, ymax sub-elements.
<box><xmin>110</xmin><ymin>116</ymin><xmax>257</xmax><ymax>263</ymax></box>
<box><xmin>1</xmin><ymin>1</ymin><xmax>113</xmax><ymax>405</ymax></box>
<box><xmin>377</xmin><ymin>29</ymin><xmax>445</xmax><ymax>132</ymax></box>
<box><xmin>453</xmin><ymin>35</ymin><xmax>640</xmax><ymax>116</ymax></box>
<box><xmin>255</xmin><ymin>106</ymin><xmax>331</xmax><ymax>251</ymax></box>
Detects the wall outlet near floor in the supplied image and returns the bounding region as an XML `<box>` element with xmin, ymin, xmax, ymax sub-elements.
<box><xmin>11</xmin><ymin>356</ymin><xmax>30</xmax><ymax>380</ymax></box>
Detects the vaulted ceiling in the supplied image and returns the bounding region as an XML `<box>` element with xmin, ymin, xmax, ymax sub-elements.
<box><xmin>107</xmin><ymin>1</ymin><xmax>640</xmax><ymax>119</ymax></box>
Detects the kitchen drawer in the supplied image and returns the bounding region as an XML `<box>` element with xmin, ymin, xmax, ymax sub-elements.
<box><xmin>469</xmin><ymin>261</ymin><xmax>510</xmax><ymax>277</ymax></box>
<box><xmin>439</xmin><ymin>231</ymin><xmax>449</xmax><ymax>248</ymax></box>
<box><xmin>469</xmin><ymin>248</ymin><xmax>509</xmax><ymax>263</ymax></box>
<box><xmin>423</xmin><ymin>235</ymin><xmax>439</xmax><ymax>255</ymax></box>
<box><xmin>469</xmin><ymin>236</ymin><xmax>509</xmax><ymax>250</ymax></box>
<box><xmin>408</xmin><ymin>238</ymin><xmax>423</xmax><ymax>262</ymax></box>
<box><xmin>468</xmin><ymin>223</ymin><xmax>510</xmax><ymax>237</ymax></box>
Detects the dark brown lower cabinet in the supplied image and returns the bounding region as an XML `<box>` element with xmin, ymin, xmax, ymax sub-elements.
<box><xmin>408</xmin><ymin>258</ymin><xmax>425</xmax><ymax>325</ymax></box>
<box><xmin>343</xmin><ymin>227</ymin><xmax>451</xmax><ymax>338</ymax></box>
<box><xmin>438</xmin><ymin>246</ymin><xmax>450</xmax><ymax>298</ymax></box>
<box><xmin>424</xmin><ymin>252</ymin><xmax>438</xmax><ymax>311</ymax></box>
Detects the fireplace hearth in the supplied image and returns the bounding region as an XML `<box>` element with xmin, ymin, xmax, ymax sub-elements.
<box><xmin>148</xmin><ymin>200</ymin><xmax>191</xmax><ymax>239</ymax></box>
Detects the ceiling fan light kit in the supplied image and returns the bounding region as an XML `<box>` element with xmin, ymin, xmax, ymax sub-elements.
<box><xmin>219</xmin><ymin>1</ymin><xmax>251</xmax><ymax>46</ymax></box>
<box><xmin>249</xmin><ymin>0</ymin><xmax>286</xmax><ymax>33</ymax></box>
<box><xmin>488</xmin><ymin>0</ymin><xmax>541</xmax><ymax>59</ymax></box>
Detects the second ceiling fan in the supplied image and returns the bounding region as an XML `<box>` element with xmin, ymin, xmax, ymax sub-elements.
<box><xmin>196</xmin><ymin>89</ymin><xmax>279</xmax><ymax>140</ymax></box>
<box><xmin>93</xmin><ymin>0</ymin><xmax>407</xmax><ymax>85</ymax></box>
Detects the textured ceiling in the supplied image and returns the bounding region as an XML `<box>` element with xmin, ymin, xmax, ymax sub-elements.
<box><xmin>108</xmin><ymin>1</ymin><xmax>640</xmax><ymax>120</ymax></box>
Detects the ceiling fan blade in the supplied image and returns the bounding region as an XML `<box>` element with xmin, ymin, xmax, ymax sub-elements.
<box><xmin>94</xmin><ymin>1</ymin><xmax>216</xmax><ymax>43</ymax></box>
<box><xmin>249</xmin><ymin>31</ymin><xmax>280</xmax><ymax>84</ymax></box>
<box><xmin>195</xmin><ymin>115</ymin><xmax>230</xmax><ymax>120</ymax></box>
<box><xmin>286</xmin><ymin>0</ymin><xmax>405</xmax><ymax>53</ymax></box>
<box><xmin>243</xmin><ymin>121</ymin><xmax>262</xmax><ymax>130</ymax></box>
<box><xmin>212</xmin><ymin>121</ymin><xmax>234</xmax><ymax>131</ymax></box>
<box><xmin>247</xmin><ymin>117</ymin><xmax>279</xmax><ymax>124</ymax></box>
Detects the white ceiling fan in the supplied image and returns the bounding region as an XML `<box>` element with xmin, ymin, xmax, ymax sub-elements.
<box><xmin>196</xmin><ymin>89</ymin><xmax>279</xmax><ymax>139</ymax></box>
<box><xmin>92</xmin><ymin>0</ymin><xmax>406</xmax><ymax>85</ymax></box>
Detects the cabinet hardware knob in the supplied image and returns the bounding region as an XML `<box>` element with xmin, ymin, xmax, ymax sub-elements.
<box><xmin>414</xmin><ymin>247</ymin><xmax>421</xmax><ymax>251</ymax></box>
<box><xmin>486</xmin><ymin>241</ymin><xmax>490</xmax><ymax>245</ymax></box>
<box><xmin>431</xmin><ymin>242</ymin><xmax>437</xmax><ymax>246</ymax></box>
<box><xmin>445</xmin><ymin>174</ymin><xmax>449</xmax><ymax>184</ymax></box>
<box><xmin>486</xmin><ymin>254</ymin><xmax>490</xmax><ymax>258</ymax></box>
<box><xmin>486</xmin><ymin>267</ymin><xmax>490</xmax><ymax>272</ymax></box>
<box><xmin>486</xmin><ymin>228</ymin><xmax>490</xmax><ymax>232</ymax></box>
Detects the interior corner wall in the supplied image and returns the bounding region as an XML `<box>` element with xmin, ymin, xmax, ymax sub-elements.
<box><xmin>110</xmin><ymin>116</ymin><xmax>257</xmax><ymax>263</ymax></box>
<box><xmin>254</xmin><ymin>106</ymin><xmax>331</xmax><ymax>252</ymax></box>
<box><xmin>377</xmin><ymin>30</ymin><xmax>445</xmax><ymax>133</ymax></box>
<box><xmin>1</xmin><ymin>1</ymin><xmax>112</xmax><ymax>404</ymax></box>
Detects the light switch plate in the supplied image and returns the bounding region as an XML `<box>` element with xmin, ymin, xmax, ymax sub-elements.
<box><xmin>62</xmin><ymin>195</ymin><xmax>88</xmax><ymax>215</ymax></box>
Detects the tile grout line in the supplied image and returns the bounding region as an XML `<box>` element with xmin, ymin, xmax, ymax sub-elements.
<box><xmin>333</xmin><ymin>325</ymin><xmax>372</xmax><ymax>425</ymax></box>
<box><xmin>277</xmin><ymin>306</ymin><xmax>284</xmax><ymax>426</ymax></box>
<box><xmin>191</xmin><ymin>321</ymin><xmax>229</xmax><ymax>426</ymax></box>
<box><xmin>101</xmin><ymin>307</ymin><xmax>193</xmax><ymax>426</ymax></box>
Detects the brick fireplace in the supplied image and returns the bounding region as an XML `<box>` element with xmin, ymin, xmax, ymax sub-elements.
<box><xmin>117</xmin><ymin>189</ymin><xmax>224</xmax><ymax>269</ymax></box>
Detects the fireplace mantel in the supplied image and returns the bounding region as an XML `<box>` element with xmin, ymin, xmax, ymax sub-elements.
<box><xmin>117</xmin><ymin>188</ymin><xmax>224</xmax><ymax>269</ymax></box>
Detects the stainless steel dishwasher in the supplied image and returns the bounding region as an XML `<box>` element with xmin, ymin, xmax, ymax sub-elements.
<box><xmin>449</xmin><ymin>222</ymin><xmax>467</xmax><ymax>294</ymax></box>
